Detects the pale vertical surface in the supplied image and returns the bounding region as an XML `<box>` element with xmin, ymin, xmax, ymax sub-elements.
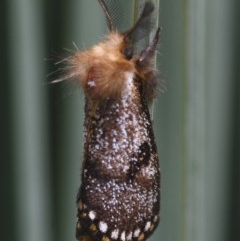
<box><xmin>158</xmin><ymin>0</ymin><xmax>234</xmax><ymax>241</ymax></box>
<box><xmin>205</xmin><ymin>0</ymin><xmax>233</xmax><ymax>240</ymax></box>
<box><xmin>184</xmin><ymin>0</ymin><xmax>206</xmax><ymax>240</ymax></box>
<box><xmin>157</xmin><ymin>0</ymin><xmax>185</xmax><ymax>240</ymax></box>
<box><xmin>8</xmin><ymin>1</ymin><xmax>52</xmax><ymax>241</ymax></box>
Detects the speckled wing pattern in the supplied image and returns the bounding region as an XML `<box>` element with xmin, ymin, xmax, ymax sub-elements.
<box><xmin>76</xmin><ymin>72</ymin><xmax>160</xmax><ymax>241</ymax></box>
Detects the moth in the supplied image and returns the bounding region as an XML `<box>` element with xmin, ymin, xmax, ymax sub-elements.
<box><xmin>54</xmin><ymin>1</ymin><xmax>161</xmax><ymax>241</ymax></box>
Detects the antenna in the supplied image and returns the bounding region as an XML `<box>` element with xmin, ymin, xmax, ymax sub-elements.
<box><xmin>97</xmin><ymin>0</ymin><xmax>113</xmax><ymax>31</ymax></box>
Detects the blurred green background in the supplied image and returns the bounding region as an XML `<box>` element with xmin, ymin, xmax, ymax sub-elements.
<box><xmin>1</xmin><ymin>0</ymin><xmax>240</xmax><ymax>241</ymax></box>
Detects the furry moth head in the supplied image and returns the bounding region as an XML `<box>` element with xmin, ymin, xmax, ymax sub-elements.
<box><xmin>53</xmin><ymin>0</ymin><xmax>160</xmax><ymax>102</ymax></box>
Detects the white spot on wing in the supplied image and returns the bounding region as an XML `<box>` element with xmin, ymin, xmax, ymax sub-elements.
<box><xmin>99</xmin><ymin>221</ymin><xmax>108</xmax><ymax>233</ymax></box>
<box><xmin>126</xmin><ymin>231</ymin><xmax>132</xmax><ymax>240</ymax></box>
<box><xmin>121</xmin><ymin>231</ymin><xmax>126</xmax><ymax>241</ymax></box>
<box><xmin>134</xmin><ymin>228</ymin><xmax>141</xmax><ymax>238</ymax></box>
<box><xmin>111</xmin><ymin>229</ymin><xmax>119</xmax><ymax>240</ymax></box>
<box><xmin>89</xmin><ymin>210</ymin><xmax>96</xmax><ymax>220</ymax></box>
<box><xmin>144</xmin><ymin>221</ymin><xmax>151</xmax><ymax>231</ymax></box>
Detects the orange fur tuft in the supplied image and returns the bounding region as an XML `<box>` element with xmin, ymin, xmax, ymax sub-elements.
<box><xmin>65</xmin><ymin>33</ymin><xmax>136</xmax><ymax>100</ymax></box>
